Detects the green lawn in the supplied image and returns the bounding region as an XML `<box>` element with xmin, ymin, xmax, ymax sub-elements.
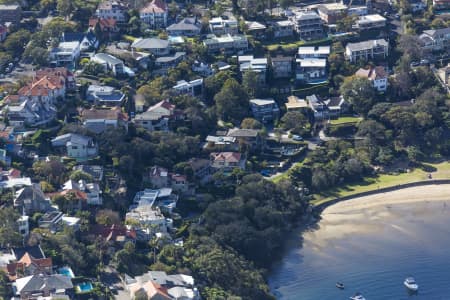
<box><xmin>329</xmin><ymin>117</ymin><xmax>362</xmax><ymax>126</ymax></box>
<box><xmin>312</xmin><ymin>161</ymin><xmax>450</xmax><ymax>206</ymax></box>
<box><xmin>265</xmin><ymin>37</ymin><xmax>331</xmax><ymax>51</ymax></box>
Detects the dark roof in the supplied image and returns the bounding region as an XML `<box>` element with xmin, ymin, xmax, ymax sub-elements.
<box><xmin>18</xmin><ymin>274</ymin><xmax>73</xmax><ymax>293</ymax></box>
<box><xmin>12</xmin><ymin>245</ymin><xmax>45</xmax><ymax>261</ymax></box>
<box><xmin>62</xmin><ymin>32</ymin><xmax>85</xmax><ymax>43</ymax></box>
<box><xmin>271</xmin><ymin>56</ymin><xmax>292</xmax><ymax>63</ymax></box>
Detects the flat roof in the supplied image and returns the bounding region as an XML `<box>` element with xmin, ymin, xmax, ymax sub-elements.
<box><xmin>297</xmin><ymin>58</ymin><xmax>327</xmax><ymax>67</ymax></box>
<box><xmin>298</xmin><ymin>46</ymin><xmax>330</xmax><ymax>55</ymax></box>
<box><xmin>358</xmin><ymin>14</ymin><xmax>386</xmax><ymax>23</ymax></box>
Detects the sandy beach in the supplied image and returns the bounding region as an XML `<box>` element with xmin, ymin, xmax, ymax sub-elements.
<box><xmin>323</xmin><ymin>184</ymin><xmax>450</xmax><ymax>215</ymax></box>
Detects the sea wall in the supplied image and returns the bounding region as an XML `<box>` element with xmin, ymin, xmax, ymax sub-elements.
<box><xmin>314</xmin><ymin>179</ymin><xmax>450</xmax><ymax>212</ymax></box>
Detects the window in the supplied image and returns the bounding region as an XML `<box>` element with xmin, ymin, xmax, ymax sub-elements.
<box><xmin>72</xmin><ymin>146</ymin><xmax>78</xmax><ymax>150</ymax></box>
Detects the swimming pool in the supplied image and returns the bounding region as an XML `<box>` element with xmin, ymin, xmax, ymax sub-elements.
<box><xmin>58</xmin><ymin>267</ymin><xmax>75</xmax><ymax>278</ymax></box>
<box><xmin>76</xmin><ymin>282</ymin><xmax>94</xmax><ymax>293</ymax></box>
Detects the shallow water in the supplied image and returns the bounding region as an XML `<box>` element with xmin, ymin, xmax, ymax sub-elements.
<box><xmin>269</xmin><ymin>200</ymin><xmax>450</xmax><ymax>300</ymax></box>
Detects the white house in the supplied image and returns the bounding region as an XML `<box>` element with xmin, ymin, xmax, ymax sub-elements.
<box><xmin>139</xmin><ymin>0</ymin><xmax>168</xmax><ymax>29</ymax></box>
<box><xmin>96</xmin><ymin>0</ymin><xmax>128</xmax><ymax>22</ymax></box>
<box><xmin>50</xmin><ymin>41</ymin><xmax>81</xmax><ymax>67</ymax></box>
<box><xmin>173</xmin><ymin>79</ymin><xmax>203</xmax><ymax>97</ymax></box>
<box><xmin>209</xmin><ymin>16</ymin><xmax>239</xmax><ymax>35</ymax></box>
<box><xmin>91</xmin><ymin>53</ymin><xmax>124</xmax><ymax>76</ymax></box>
<box><xmin>356</xmin><ymin>14</ymin><xmax>387</xmax><ymax>30</ymax></box>
<box><xmin>238</xmin><ymin>55</ymin><xmax>268</xmax><ymax>84</ymax></box>
<box><xmin>51</xmin><ymin>133</ymin><xmax>98</xmax><ymax>160</ymax></box>
<box><xmin>134</xmin><ymin>100</ymin><xmax>176</xmax><ymax>131</ymax></box>
<box><xmin>355</xmin><ymin>66</ymin><xmax>388</xmax><ymax>92</ymax></box>
<box><xmin>345</xmin><ymin>39</ymin><xmax>389</xmax><ymax>62</ymax></box>
<box><xmin>63</xmin><ymin>179</ymin><xmax>102</xmax><ymax>205</ymax></box>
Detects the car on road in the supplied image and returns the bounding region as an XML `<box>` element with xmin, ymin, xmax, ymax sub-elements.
<box><xmin>292</xmin><ymin>135</ymin><xmax>303</xmax><ymax>141</ymax></box>
<box><xmin>260</xmin><ymin>169</ymin><xmax>272</xmax><ymax>177</ymax></box>
<box><xmin>395</xmin><ymin>13</ymin><xmax>400</xmax><ymax>19</ymax></box>
<box><xmin>410</xmin><ymin>61</ymin><xmax>420</xmax><ymax>68</ymax></box>
<box><xmin>420</xmin><ymin>59</ymin><xmax>430</xmax><ymax>66</ymax></box>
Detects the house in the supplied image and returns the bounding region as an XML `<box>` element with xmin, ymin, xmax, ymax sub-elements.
<box><xmin>6</xmin><ymin>250</ymin><xmax>52</xmax><ymax>281</ymax></box>
<box><xmin>13</xmin><ymin>274</ymin><xmax>73</xmax><ymax>299</ymax></box>
<box><xmin>73</xmin><ymin>165</ymin><xmax>104</xmax><ymax>182</ymax></box>
<box><xmin>356</xmin><ymin>14</ymin><xmax>387</xmax><ymax>30</ymax></box>
<box><xmin>209</xmin><ymin>16</ymin><xmax>239</xmax><ymax>35</ymax></box>
<box><xmin>173</xmin><ymin>79</ymin><xmax>203</xmax><ymax>97</ymax></box>
<box><xmin>50</xmin><ymin>41</ymin><xmax>81</xmax><ymax>67</ymax></box>
<box><xmin>133</xmin><ymin>188</ymin><xmax>179</xmax><ymax>213</ymax></box>
<box><xmin>290</xmin><ymin>10</ymin><xmax>324</xmax><ymax>40</ymax></box>
<box><xmin>226</xmin><ymin>129</ymin><xmax>262</xmax><ymax>149</ymax></box>
<box><xmin>140</xmin><ymin>0</ymin><xmax>168</xmax><ymax>28</ymax></box>
<box><xmin>155</xmin><ymin>52</ymin><xmax>186</xmax><ymax>68</ymax></box>
<box><xmin>307</xmin><ymin>94</ymin><xmax>328</xmax><ymax>120</ymax></box>
<box><xmin>203</xmin><ymin>34</ymin><xmax>248</xmax><ymax>53</ymax></box>
<box><xmin>347</xmin><ymin>5</ymin><xmax>369</xmax><ymax>16</ymax></box>
<box><xmin>271</xmin><ymin>56</ymin><xmax>293</xmax><ymax>78</ymax></box>
<box><xmin>35</xmin><ymin>67</ymin><xmax>76</xmax><ymax>90</ymax></box>
<box><xmin>38</xmin><ymin>210</ymin><xmax>80</xmax><ymax>232</ymax></box>
<box><xmin>325</xmin><ymin>96</ymin><xmax>349</xmax><ymax>118</ymax></box>
<box><xmin>17</xmin><ymin>215</ymin><xmax>29</xmax><ymax>237</ymax></box>
<box><xmin>204</xmin><ymin>135</ymin><xmax>238</xmax><ymax>152</ymax></box>
<box><xmin>89</xmin><ymin>17</ymin><xmax>119</xmax><ymax>32</ymax></box>
<box><xmin>249</xmin><ymin>98</ymin><xmax>280</xmax><ymax>123</ymax></box>
<box><xmin>86</xmin><ymin>84</ymin><xmax>125</xmax><ymax>106</ymax></box>
<box><xmin>245</xmin><ymin>21</ymin><xmax>267</xmax><ymax>39</ymax></box>
<box><xmin>79</xmin><ymin>107</ymin><xmax>128</xmax><ymax>133</ymax></box>
<box><xmin>355</xmin><ymin>66</ymin><xmax>388</xmax><ymax>92</ymax></box>
<box><xmin>12</xmin><ymin>246</ymin><xmax>46</xmax><ymax>261</ymax></box>
<box><xmin>285</xmin><ymin>95</ymin><xmax>310</xmax><ymax>112</ymax></box>
<box><xmin>170</xmin><ymin>174</ymin><xmax>190</xmax><ymax>194</ymax></box>
<box><xmin>4</xmin><ymin>100</ymin><xmax>55</xmax><ymax>128</ymax></box>
<box><xmin>317</xmin><ymin>3</ymin><xmax>348</xmax><ymax>24</ymax></box>
<box><xmin>126</xmin><ymin>204</ymin><xmax>171</xmax><ymax>238</ymax></box>
<box><xmin>295</xmin><ymin>58</ymin><xmax>327</xmax><ymax>83</ymax></box>
<box><xmin>148</xmin><ymin>166</ymin><xmax>169</xmax><ymax>188</ymax></box>
<box><xmin>51</xmin><ymin>133</ymin><xmax>98</xmax><ymax>160</ymax></box>
<box><xmin>63</xmin><ymin>179</ymin><xmax>102</xmax><ymax>205</ymax></box>
<box><xmin>210</xmin><ymin>152</ymin><xmax>246</xmax><ymax>171</ymax></box>
<box><xmin>126</xmin><ymin>271</ymin><xmax>199</xmax><ymax>300</ymax></box>
<box><xmin>272</xmin><ymin>20</ymin><xmax>295</xmax><ymax>38</ymax></box>
<box><xmin>188</xmin><ymin>158</ymin><xmax>211</xmax><ymax>182</ymax></box>
<box><xmin>131</xmin><ymin>38</ymin><xmax>170</xmax><ymax>56</ymax></box>
<box><xmin>89</xmin><ymin>224</ymin><xmax>136</xmax><ymax>245</ymax></box>
<box><xmin>134</xmin><ymin>100</ymin><xmax>178</xmax><ymax>131</ymax></box>
<box><xmin>96</xmin><ymin>0</ymin><xmax>128</xmax><ymax>23</ymax></box>
<box><xmin>167</xmin><ymin>17</ymin><xmax>201</xmax><ymax>36</ymax></box>
<box><xmin>14</xmin><ymin>185</ymin><xmax>51</xmax><ymax>214</ymax></box>
<box><xmin>61</xmin><ymin>31</ymin><xmax>99</xmax><ymax>52</ymax></box>
<box><xmin>345</xmin><ymin>39</ymin><xmax>389</xmax><ymax>62</ymax></box>
<box><xmin>238</xmin><ymin>55</ymin><xmax>268</xmax><ymax>84</ymax></box>
<box><xmin>297</xmin><ymin>46</ymin><xmax>330</xmax><ymax>59</ymax></box>
<box><xmin>419</xmin><ymin>27</ymin><xmax>450</xmax><ymax>51</ymax></box>
<box><xmin>433</xmin><ymin>0</ymin><xmax>450</xmax><ymax>10</ymax></box>
<box><xmin>0</xmin><ymin>4</ymin><xmax>21</xmax><ymax>24</ymax></box>
<box><xmin>91</xmin><ymin>53</ymin><xmax>124</xmax><ymax>76</ymax></box>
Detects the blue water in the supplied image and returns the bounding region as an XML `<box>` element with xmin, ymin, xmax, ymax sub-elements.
<box><xmin>269</xmin><ymin>199</ymin><xmax>450</xmax><ymax>300</ymax></box>
<box><xmin>58</xmin><ymin>267</ymin><xmax>75</xmax><ymax>278</ymax></box>
<box><xmin>77</xmin><ymin>282</ymin><xmax>93</xmax><ymax>292</ymax></box>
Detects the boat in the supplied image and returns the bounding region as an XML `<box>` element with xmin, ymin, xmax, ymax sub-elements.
<box><xmin>336</xmin><ymin>282</ymin><xmax>345</xmax><ymax>289</ymax></box>
<box><xmin>404</xmin><ymin>277</ymin><xmax>419</xmax><ymax>291</ymax></box>
<box><xmin>350</xmin><ymin>293</ymin><xmax>366</xmax><ymax>300</ymax></box>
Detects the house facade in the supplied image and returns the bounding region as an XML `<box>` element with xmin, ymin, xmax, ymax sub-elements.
<box><xmin>419</xmin><ymin>27</ymin><xmax>450</xmax><ymax>51</ymax></box>
<box><xmin>210</xmin><ymin>152</ymin><xmax>246</xmax><ymax>171</ymax></box>
<box><xmin>134</xmin><ymin>100</ymin><xmax>177</xmax><ymax>131</ymax></box>
<box><xmin>345</xmin><ymin>39</ymin><xmax>389</xmax><ymax>62</ymax></box>
<box><xmin>96</xmin><ymin>0</ymin><xmax>128</xmax><ymax>23</ymax></box>
<box><xmin>249</xmin><ymin>99</ymin><xmax>280</xmax><ymax>123</ymax></box>
<box><xmin>79</xmin><ymin>107</ymin><xmax>128</xmax><ymax>134</ymax></box>
<box><xmin>139</xmin><ymin>0</ymin><xmax>168</xmax><ymax>29</ymax></box>
<box><xmin>291</xmin><ymin>11</ymin><xmax>324</xmax><ymax>40</ymax></box>
<box><xmin>238</xmin><ymin>55</ymin><xmax>268</xmax><ymax>84</ymax></box>
<box><xmin>91</xmin><ymin>53</ymin><xmax>124</xmax><ymax>76</ymax></box>
<box><xmin>209</xmin><ymin>17</ymin><xmax>239</xmax><ymax>35</ymax></box>
<box><xmin>167</xmin><ymin>17</ymin><xmax>201</xmax><ymax>36</ymax></box>
<box><xmin>356</xmin><ymin>14</ymin><xmax>387</xmax><ymax>30</ymax></box>
<box><xmin>203</xmin><ymin>34</ymin><xmax>248</xmax><ymax>53</ymax></box>
<box><xmin>271</xmin><ymin>56</ymin><xmax>293</xmax><ymax>78</ymax></box>
<box><xmin>355</xmin><ymin>66</ymin><xmax>388</xmax><ymax>92</ymax></box>
<box><xmin>51</xmin><ymin>133</ymin><xmax>98</xmax><ymax>160</ymax></box>
<box><xmin>317</xmin><ymin>3</ymin><xmax>348</xmax><ymax>24</ymax></box>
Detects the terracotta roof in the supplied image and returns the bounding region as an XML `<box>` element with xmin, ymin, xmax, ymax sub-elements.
<box><xmin>60</xmin><ymin>189</ymin><xmax>88</xmax><ymax>200</ymax></box>
<box><xmin>355</xmin><ymin>66</ymin><xmax>387</xmax><ymax>81</ymax></box>
<box><xmin>8</xmin><ymin>168</ymin><xmax>21</xmax><ymax>178</ymax></box>
<box><xmin>89</xmin><ymin>17</ymin><xmax>117</xmax><ymax>30</ymax></box>
<box><xmin>80</xmin><ymin>107</ymin><xmax>128</xmax><ymax>121</ymax></box>
<box><xmin>149</xmin><ymin>100</ymin><xmax>175</xmax><ymax>112</ymax></box>
<box><xmin>211</xmin><ymin>152</ymin><xmax>242</xmax><ymax>163</ymax></box>
<box><xmin>140</xmin><ymin>0</ymin><xmax>168</xmax><ymax>14</ymax></box>
<box><xmin>171</xmin><ymin>173</ymin><xmax>187</xmax><ymax>181</ymax></box>
<box><xmin>90</xmin><ymin>224</ymin><xmax>137</xmax><ymax>242</ymax></box>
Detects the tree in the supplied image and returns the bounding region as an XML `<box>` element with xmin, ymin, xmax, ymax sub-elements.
<box><xmin>25</xmin><ymin>47</ymin><xmax>49</xmax><ymax>67</ymax></box>
<box><xmin>241</xmin><ymin>118</ymin><xmax>263</xmax><ymax>129</ymax></box>
<box><xmin>281</xmin><ymin>111</ymin><xmax>308</xmax><ymax>133</ymax></box>
<box><xmin>96</xmin><ymin>209</ymin><xmax>121</xmax><ymax>225</ymax></box>
<box><xmin>57</xmin><ymin>0</ymin><xmax>72</xmax><ymax>18</ymax></box>
<box><xmin>397</xmin><ymin>35</ymin><xmax>422</xmax><ymax>62</ymax></box>
<box><xmin>339</xmin><ymin>76</ymin><xmax>376</xmax><ymax>116</ymax></box>
<box><xmin>279</xmin><ymin>0</ymin><xmax>294</xmax><ymax>9</ymax></box>
<box><xmin>3</xmin><ymin>30</ymin><xmax>31</xmax><ymax>56</ymax></box>
<box><xmin>214</xmin><ymin>78</ymin><xmax>249</xmax><ymax>123</ymax></box>
<box><xmin>70</xmin><ymin>170</ymin><xmax>93</xmax><ymax>182</ymax></box>
<box><xmin>242</xmin><ymin>70</ymin><xmax>259</xmax><ymax>98</ymax></box>
<box><xmin>0</xmin><ymin>207</ymin><xmax>21</xmax><ymax>248</ymax></box>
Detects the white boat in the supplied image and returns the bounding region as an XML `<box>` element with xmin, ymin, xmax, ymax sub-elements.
<box><xmin>350</xmin><ymin>292</ymin><xmax>366</xmax><ymax>300</ymax></box>
<box><xmin>404</xmin><ymin>277</ymin><xmax>419</xmax><ymax>291</ymax></box>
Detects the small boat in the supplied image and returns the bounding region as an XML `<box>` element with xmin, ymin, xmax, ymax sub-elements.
<box><xmin>350</xmin><ymin>292</ymin><xmax>366</xmax><ymax>300</ymax></box>
<box><xmin>404</xmin><ymin>277</ymin><xmax>419</xmax><ymax>291</ymax></box>
<box><xmin>336</xmin><ymin>282</ymin><xmax>345</xmax><ymax>289</ymax></box>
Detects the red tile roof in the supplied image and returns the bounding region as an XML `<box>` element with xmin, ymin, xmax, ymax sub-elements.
<box><xmin>90</xmin><ymin>224</ymin><xmax>137</xmax><ymax>242</ymax></box>
<box><xmin>89</xmin><ymin>17</ymin><xmax>117</xmax><ymax>30</ymax></box>
<box><xmin>211</xmin><ymin>152</ymin><xmax>242</xmax><ymax>163</ymax></box>
<box><xmin>141</xmin><ymin>0</ymin><xmax>168</xmax><ymax>13</ymax></box>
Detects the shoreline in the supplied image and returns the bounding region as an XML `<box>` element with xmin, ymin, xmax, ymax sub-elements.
<box><xmin>322</xmin><ymin>183</ymin><xmax>450</xmax><ymax>215</ymax></box>
<box><xmin>313</xmin><ymin>179</ymin><xmax>450</xmax><ymax>212</ymax></box>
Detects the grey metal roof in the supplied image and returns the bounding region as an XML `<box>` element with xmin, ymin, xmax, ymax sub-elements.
<box><xmin>346</xmin><ymin>39</ymin><xmax>388</xmax><ymax>51</ymax></box>
<box><xmin>16</xmin><ymin>274</ymin><xmax>73</xmax><ymax>293</ymax></box>
<box><xmin>131</xmin><ymin>38</ymin><xmax>170</xmax><ymax>49</ymax></box>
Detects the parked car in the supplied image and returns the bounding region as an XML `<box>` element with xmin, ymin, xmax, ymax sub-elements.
<box><xmin>410</xmin><ymin>61</ymin><xmax>420</xmax><ymax>68</ymax></box>
<box><xmin>420</xmin><ymin>59</ymin><xmax>430</xmax><ymax>66</ymax></box>
<box><xmin>292</xmin><ymin>135</ymin><xmax>303</xmax><ymax>141</ymax></box>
